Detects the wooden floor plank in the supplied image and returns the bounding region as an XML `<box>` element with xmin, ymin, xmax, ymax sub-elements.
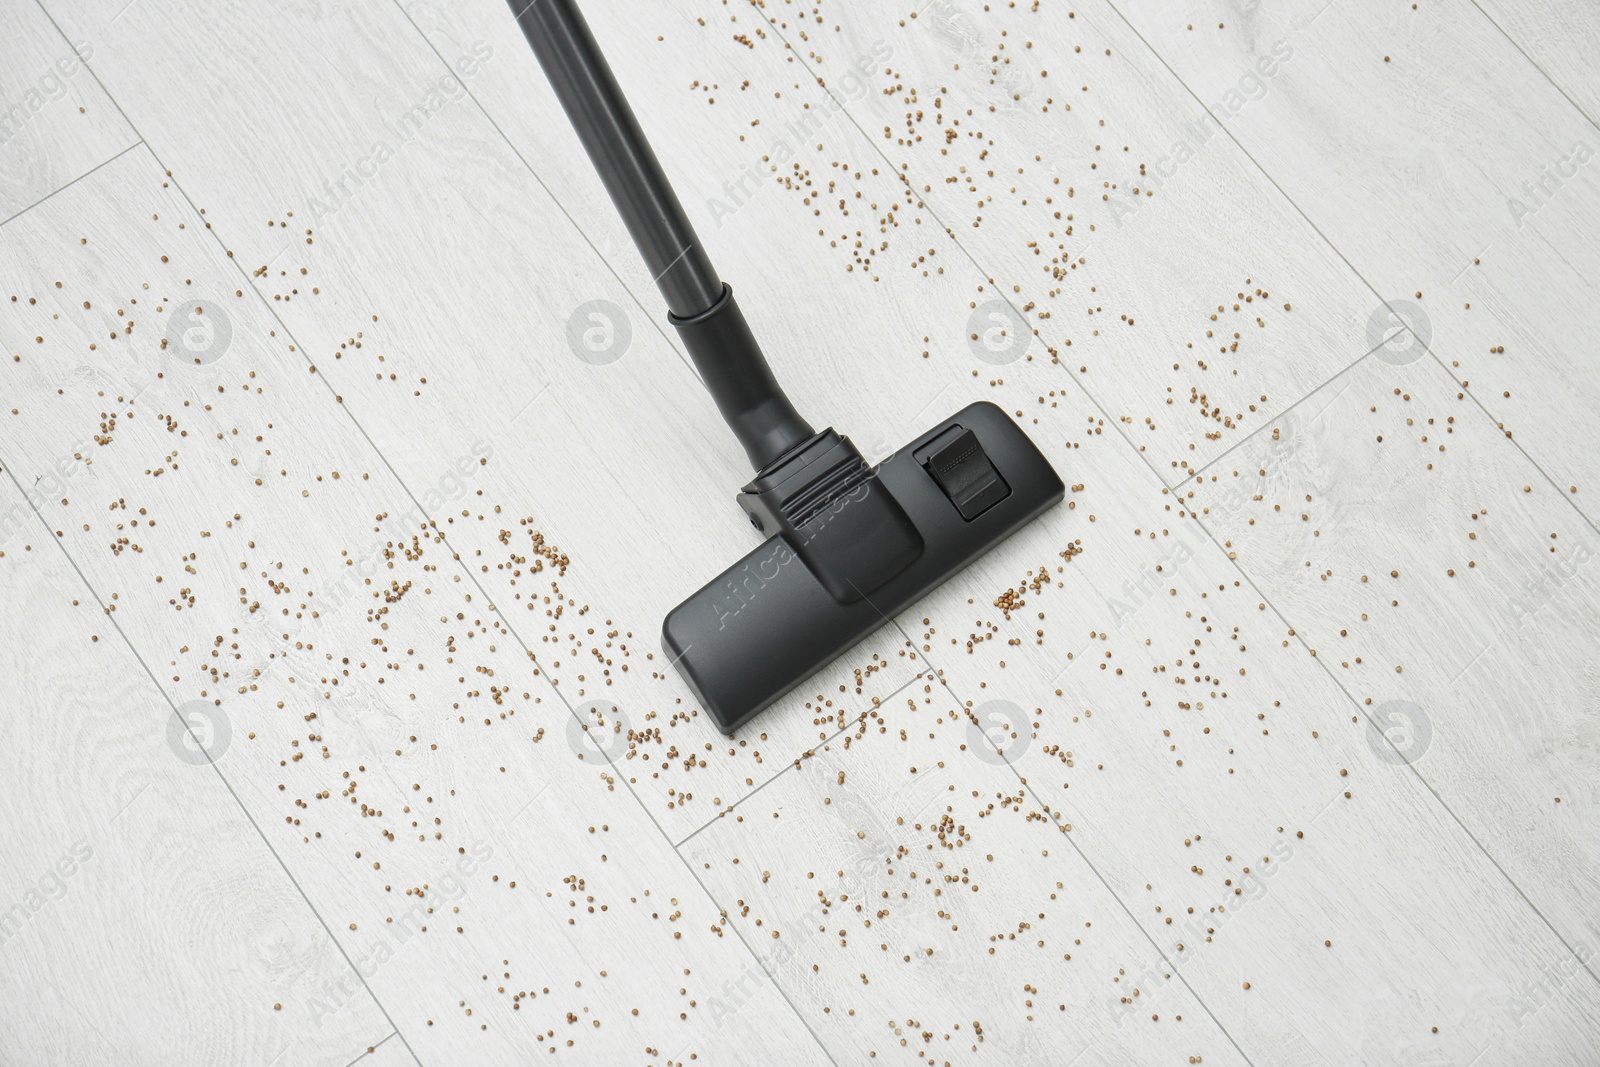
<box><xmin>4</xmin><ymin>0</ymin><xmax>1597</xmax><ymax>1063</ymax></box>
<box><xmin>1472</xmin><ymin>0</ymin><xmax>1600</xmax><ymax>122</ymax></box>
<box><xmin>0</xmin><ymin>474</ymin><xmax>397</xmax><ymax>1067</ymax></box>
<box><xmin>678</xmin><ymin>715</ymin><xmax>1254</xmax><ymax>1066</ymax></box>
<box><xmin>39</xmin><ymin>0</ymin><xmax>964</xmax><ymax>842</ymax></box>
<box><xmin>344</xmin><ymin>1032</ymin><xmax>411</xmax><ymax>1067</ymax></box>
<box><xmin>908</xmin><ymin>395</ymin><xmax>1600</xmax><ymax>1067</ymax></box>
<box><xmin>0</xmin><ymin>1</ymin><xmax>137</xmax><ymax>221</ymax></box>
<box><xmin>798</xmin><ymin>336</ymin><xmax>1600</xmax><ymax>1063</ymax></box>
<box><xmin>577</xmin><ymin>0</ymin><xmax>1386</xmax><ymax>485</ymax></box>
<box><xmin>0</xmin><ymin>144</ymin><xmax>828</xmax><ymax>1066</ymax></box>
<box><xmin>1188</xmin><ymin>343</ymin><xmax>1600</xmax><ymax>994</ymax></box>
<box><xmin>408</xmin><ymin>3</ymin><xmax>1600</xmax><ymax>1060</ymax></box>
<box><xmin>1109</xmin><ymin>0</ymin><xmax>1600</xmax><ymax>522</ymax></box>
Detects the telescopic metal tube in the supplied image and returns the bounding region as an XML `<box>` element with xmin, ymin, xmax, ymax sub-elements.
<box><xmin>510</xmin><ymin>0</ymin><xmax>721</xmax><ymax>317</ymax></box>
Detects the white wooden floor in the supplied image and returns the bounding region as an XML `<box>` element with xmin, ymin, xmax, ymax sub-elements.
<box><xmin>2</xmin><ymin>0</ymin><xmax>1598</xmax><ymax>1064</ymax></box>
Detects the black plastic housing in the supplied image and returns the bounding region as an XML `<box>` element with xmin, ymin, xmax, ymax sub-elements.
<box><xmin>669</xmin><ymin>285</ymin><xmax>815</xmax><ymax>471</ymax></box>
<box><xmin>663</xmin><ymin>401</ymin><xmax>1064</xmax><ymax>732</ymax></box>
<box><xmin>736</xmin><ymin>428</ymin><xmax>922</xmax><ymax>603</ymax></box>
<box><xmin>511</xmin><ymin>1</ymin><xmax>1065</xmax><ymax>737</ymax></box>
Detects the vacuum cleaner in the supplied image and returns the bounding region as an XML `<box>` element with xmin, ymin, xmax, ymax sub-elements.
<box><xmin>510</xmin><ymin>0</ymin><xmax>1064</xmax><ymax>733</ymax></box>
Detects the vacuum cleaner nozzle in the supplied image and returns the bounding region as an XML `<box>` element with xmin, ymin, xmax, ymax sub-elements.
<box><xmin>513</xmin><ymin>0</ymin><xmax>1064</xmax><ymax>734</ymax></box>
<box><xmin>663</xmin><ymin>400</ymin><xmax>1064</xmax><ymax>733</ymax></box>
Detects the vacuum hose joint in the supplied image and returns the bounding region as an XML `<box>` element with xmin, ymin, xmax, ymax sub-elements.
<box><xmin>669</xmin><ymin>284</ymin><xmax>814</xmax><ymax>471</ymax></box>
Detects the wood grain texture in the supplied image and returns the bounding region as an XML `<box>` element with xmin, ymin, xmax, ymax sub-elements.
<box><xmin>0</xmin><ymin>144</ymin><xmax>827</xmax><ymax>1065</ymax></box>
<box><xmin>409</xmin><ymin>3</ymin><xmax>1600</xmax><ymax>1059</ymax></box>
<box><xmin>870</xmin><ymin>364</ymin><xmax>1600</xmax><ymax>1065</ymax></box>
<box><xmin>0</xmin><ymin>477</ymin><xmax>397</xmax><ymax>1066</ymax></box>
<box><xmin>1472</xmin><ymin>0</ymin><xmax>1600</xmax><ymax>122</ymax></box>
<box><xmin>1108</xmin><ymin>0</ymin><xmax>1600</xmax><ymax>523</ymax></box>
<box><xmin>40</xmin><ymin>0</ymin><xmax>958</xmax><ymax>844</ymax></box>
<box><xmin>1188</xmin><ymin>347</ymin><xmax>1600</xmax><ymax>989</ymax></box>
<box><xmin>0</xmin><ymin>1</ymin><xmax>137</xmax><ymax>221</ymax></box>
<box><xmin>677</xmin><ymin>720</ymin><xmax>1254</xmax><ymax>1066</ymax></box>
<box><xmin>583</xmin><ymin>0</ymin><xmax>1387</xmax><ymax>484</ymax></box>
<box><xmin>1</xmin><ymin>0</ymin><xmax>1597</xmax><ymax>1063</ymax></box>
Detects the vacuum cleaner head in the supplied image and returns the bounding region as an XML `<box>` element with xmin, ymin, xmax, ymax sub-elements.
<box><xmin>664</xmin><ymin>400</ymin><xmax>1063</xmax><ymax>733</ymax></box>
<box><xmin>513</xmin><ymin>0</ymin><xmax>1064</xmax><ymax>734</ymax></box>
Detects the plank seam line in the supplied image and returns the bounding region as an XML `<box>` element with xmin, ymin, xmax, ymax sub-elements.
<box><xmin>732</xmin><ymin>8</ymin><xmax>1267</xmax><ymax>1061</ymax></box>
<box><xmin>0</xmin><ymin>139</ymin><xmax>143</xmax><ymax>230</ymax></box>
<box><xmin>0</xmin><ymin>453</ymin><xmax>422</xmax><ymax>1067</ymax></box>
<box><xmin>33</xmin><ymin>8</ymin><xmax>837</xmax><ymax>1053</ymax></box>
<box><xmin>751</xmin><ymin>0</ymin><xmax>1600</xmax><ymax>1025</ymax></box>
<box><xmin>670</xmin><ymin>667</ymin><xmax>937</xmax><ymax>851</ymax></box>
<box><xmin>1095</xmin><ymin>0</ymin><xmax>1600</xmax><ymax>991</ymax></box>
<box><xmin>342</xmin><ymin>1029</ymin><xmax>401</xmax><ymax>1067</ymax></box>
<box><xmin>1467</xmin><ymin>0</ymin><xmax>1600</xmax><ymax>138</ymax></box>
<box><xmin>884</xmin><ymin>612</ymin><xmax>1262</xmax><ymax>1066</ymax></box>
<box><xmin>1174</xmin><ymin>334</ymin><xmax>1384</xmax><ymax>492</ymax></box>
<box><xmin>27</xmin><ymin>3</ymin><xmax>427</xmax><ymax>1060</ymax></box>
<box><xmin>1094</xmin><ymin>0</ymin><xmax>1600</xmax><ymax>537</ymax></box>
